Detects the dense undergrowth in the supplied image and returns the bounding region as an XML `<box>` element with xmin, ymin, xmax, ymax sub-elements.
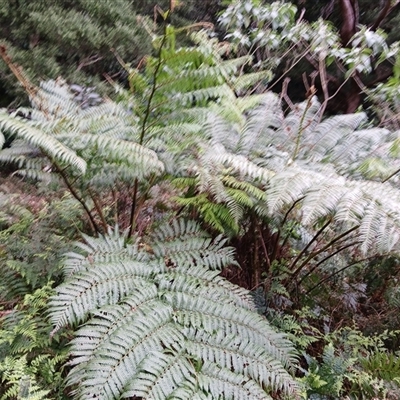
<box><xmin>1</xmin><ymin>1</ymin><xmax>400</xmax><ymax>399</ymax></box>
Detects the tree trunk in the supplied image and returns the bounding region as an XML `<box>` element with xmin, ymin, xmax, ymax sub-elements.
<box><xmin>338</xmin><ymin>0</ymin><xmax>362</xmax><ymax>112</ymax></box>
<box><xmin>338</xmin><ymin>0</ymin><xmax>358</xmax><ymax>45</ymax></box>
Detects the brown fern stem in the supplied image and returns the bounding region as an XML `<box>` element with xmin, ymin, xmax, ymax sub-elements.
<box><xmin>289</xmin><ymin>218</ymin><xmax>332</xmax><ymax>273</ymax></box>
<box><xmin>274</xmin><ymin>197</ymin><xmax>306</xmax><ymax>259</ymax></box>
<box><xmin>305</xmin><ymin>254</ymin><xmax>376</xmax><ymax>296</ymax></box>
<box><xmin>290</xmin><ymin>224</ymin><xmax>360</xmax><ymax>280</ymax></box>
<box><xmin>88</xmin><ymin>187</ymin><xmax>108</xmax><ymax>232</ymax></box>
<box><xmin>128</xmin><ymin>178</ymin><xmax>139</xmax><ymax>238</ymax></box>
<box><xmin>370</xmin><ymin>0</ymin><xmax>391</xmax><ymax>31</ymax></box>
<box><xmin>296</xmin><ymin>240</ymin><xmax>361</xmax><ymax>288</ymax></box>
<box><xmin>338</xmin><ymin>0</ymin><xmax>358</xmax><ymax>46</ymax></box>
<box><xmin>128</xmin><ymin>26</ymin><xmax>169</xmax><ymax>238</ymax></box>
<box><xmin>257</xmin><ymin>223</ymin><xmax>270</xmax><ymax>271</ymax></box>
<box><xmin>52</xmin><ymin>163</ymin><xmax>100</xmax><ymax>235</ymax></box>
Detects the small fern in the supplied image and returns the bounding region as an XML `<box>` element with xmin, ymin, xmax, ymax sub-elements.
<box><xmin>0</xmin><ymin>284</ymin><xmax>69</xmax><ymax>400</ymax></box>
<box><xmin>0</xmin><ymin>356</ymin><xmax>50</xmax><ymax>400</ymax></box>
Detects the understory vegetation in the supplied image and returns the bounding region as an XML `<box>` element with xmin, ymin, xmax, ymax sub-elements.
<box><xmin>1</xmin><ymin>1</ymin><xmax>400</xmax><ymax>399</ymax></box>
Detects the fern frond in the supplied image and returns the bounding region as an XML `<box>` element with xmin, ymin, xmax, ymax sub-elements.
<box><xmin>185</xmin><ymin>329</ymin><xmax>298</xmax><ymax>395</ymax></box>
<box><xmin>67</xmin><ymin>300</ymin><xmax>180</xmax><ymax>400</ymax></box>
<box><xmin>123</xmin><ymin>350</ymin><xmax>197</xmax><ymax>400</ymax></box>
<box><xmin>232</xmin><ymin>70</ymin><xmax>274</xmax><ymax>93</ymax></box>
<box><xmin>172</xmin><ymin>85</ymin><xmax>233</xmax><ymax>107</ymax></box>
<box><xmin>49</xmin><ymin>220</ymin><xmax>300</xmax><ymax>399</ymax></box>
<box><xmin>0</xmin><ymin>112</ymin><xmax>86</xmax><ymax>173</ymax></box>
<box><xmin>234</xmin><ymin>93</ymin><xmax>283</xmax><ymax>156</ymax></box>
<box><xmin>49</xmin><ymin>260</ymin><xmax>162</xmax><ymax>333</ymax></box>
<box><xmin>210</xmin><ymin>145</ymin><xmax>273</xmax><ymax>183</ymax></box>
<box><xmin>0</xmin><ymin>356</ymin><xmax>51</xmax><ymax>400</ymax></box>
<box><xmin>301</xmin><ymin>113</ymin><xmax>367</xmax><ymax>161</ymax></box>
<box><xmin>266</xmin><ymin>167</ymin><xmax>322</xmax><ymax>215</ymax></box>
<box><xmin>156</xmin><ymin>266</ymin><xmax>253</xmax><ymax>311</ymax></box>
<box><xmin>60</xmin><ymin>133</ymin><xmax>163</xmax><ymax>177</ymax></box>
<box><xmin>222</xmin><ymin>176</ymin><xmax>268</xmax><ymax>202</ymax></box>
<box><xmin>66</xmin><ymin>285</ymin><xmax>161</xmax><ymax>368</ymax></box>
<box><xmin>0</xmin><ymin>267</ymin><xmax>31</xmax><ymax>300</ymax></box>
<box><xmin>64</xmin><ymin>231</ymin><xmax>145</xmax><ymax>277</ymax></box>
<box><xmin>150</xmin><ymin>218</ymin><xmax>238</xmax><ymax>268</ymax></box>
<box><xmin>175</xmin><ymin>195</ymin><xmax>240</xmax><ymax>234</ymax></box>
<box><xmin>168</xmin><ymin>292</ymin><xmax>295</xmax><ymax>366</ymax></box>
<box><xmin>197</xmin><ymin>361</ymin><xmax>274</xmax><ymax>400</ymax></box>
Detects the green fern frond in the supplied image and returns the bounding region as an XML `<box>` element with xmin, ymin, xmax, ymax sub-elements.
<box><xmin>175</xmin><ymin>195</ymin><xmax>240</xmax><ymax>234</ymax></box>
<box><xmin>0</xmin><ymin>286</ymin><xmax>66</xmax><ymax>400</ymax></box>
<box><xmin>361</xmin><ymin>351</ymin><xmax>400</xmax><ymax>381</ymax></box>
<box><xmin>222</xmin><ymin>176</ymin><xmax>267</xmax><ymax>202</ymax></box>
<box><xmin>232</xmin><ymin>70</ymin><xmax>274</xmax><ymax>93</ymax></box>
<box><xmin>145</xmin><ymin>122</ymin><xmax>202</xmax><ymax>147</ymax></box>
<box><xmin>0</xmin><ymin>356</ymin><xmax>50</xmax><ymax>400</ymax></box>
<box><xmin>226</xmin><ymin>188</ymin><xmax>254</xmax><ymax>208</ymax></box>
<box><xmin>0</xmin><ymin>266</ymin><xmax>31</xmax><ymax>300</ymax></box>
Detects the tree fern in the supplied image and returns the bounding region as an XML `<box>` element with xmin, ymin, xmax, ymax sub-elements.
<box><xmin>1</xmin><ymin>24</ymin><xmax>274</xmax><ymax>236</ymax></box>
<box><xmin>129</xmin><ymin>27</ymin><xmax>270</xmax><ymax>126</ymax></box>
<box><xmin>152</xmin><ymin>87</ymin><xmax>400</xmax><ymax>297</ymax></box>
<box><xmin>49</xmin><ymin>219</ymin><xmax>300</xmax><ymax>400</ymax></box>
<box><xmin>0</xmin><ymin>80</ymin><xmax>164</xmax><ymax>185</ymax></box>
<box><xmin>0</xmin><ymin>78</ymin><xmax>164</xmax><ymax>233</ymax></box>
